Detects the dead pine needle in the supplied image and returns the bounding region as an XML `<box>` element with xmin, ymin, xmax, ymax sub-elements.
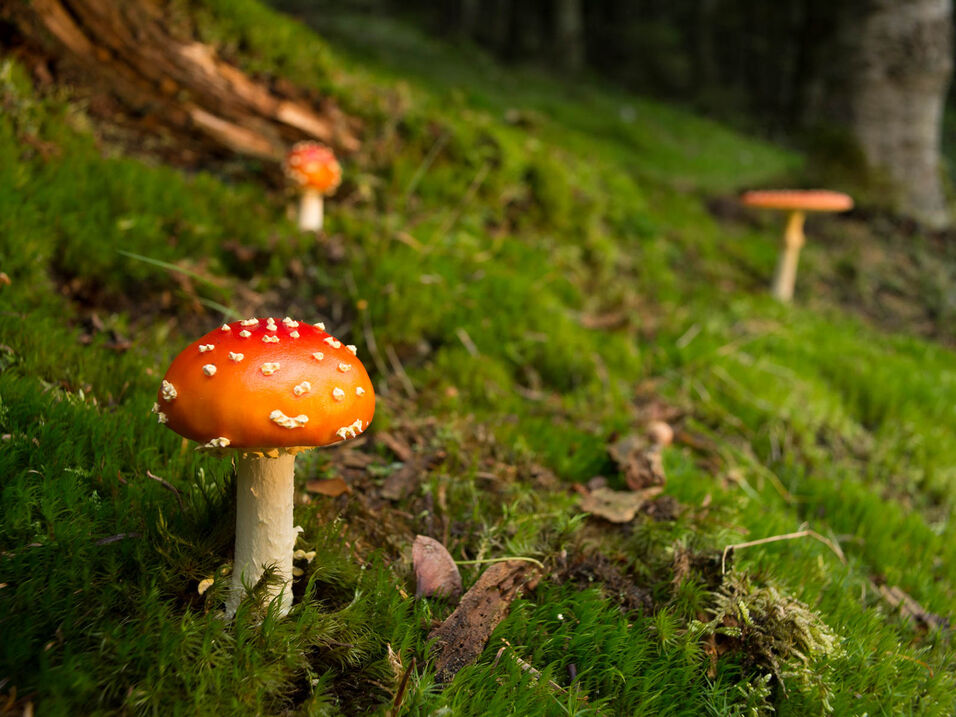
<box><xmin>493</xmin><ymin>640</ymin><xmax>588</xmax><ymax>707</ymax></box>
<box><xmin>721</xmin><ymin>527</ymin><xmax>846</xmax><ymax>574</ymax></box>
<box><xmin>390</xmin><ymin>656</ymin><xmax>416</xmax><ymax>717</ymax></box>
<box><xmin>403</xmin><ymin>131</ymin><xmax>449</xmax><ymax>206</ymax></box>
<box><xmin>385</xmin><ymin>343</ymin><xmax>417</xmax><ymax>398</ymax></box>
<box><xmin>146</xmin><ymin>470</ymin><xmax>185</xmax><ymax>512</ymax></box>
<box><xmin>884</xmin><ymin>651</ymin><xmax>934</xmax><ymax>677</ymax></box>
<box><xmin>493</xmin><ymin>640</ymin><xmax>568</xmax><ymax>696</ymax></box>
<box><xmin>455</xmin><ymin>327</ymin><xmax>480</xmax><ymax>357</ymax></box>
<box><xmin>361</xmin><ymin>306</ymin><xmax>390</xmax><ymax>389</ymax></box>
<box><xmin>438</xmin><ymin>161</ymin><xmax>490</xmax><ymax>237</ymax></box>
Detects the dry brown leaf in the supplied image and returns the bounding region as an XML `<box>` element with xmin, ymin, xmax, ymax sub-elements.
<box><xmin>378</xmin><ymin>431</ymin><xmax>414</xmax><ymax>462</ymax></box>
<box><xmin>382</xmin><ymin>461</ymin><xmax>422</xmax><ymax>501</ymax></box>
<box><xmin>412</xmin><ymin>535</ymin><xmax>462</xmax><ymax>601</ymax></box>
<box><xmin>305</xmin><ymin>477</ymin><xmax>351</xmax><ymax>497</ymax></box>
<box><xmin>579</xmin><ymin>486</ymin><xmax>664</xmax><ymax>523</ymax></box>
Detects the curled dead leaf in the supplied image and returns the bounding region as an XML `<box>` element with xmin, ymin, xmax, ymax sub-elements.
<box><xmin>608</xmin><ymin>434</ymin><xmax>666</xmax><ymax>490</ymax></box>
<box><xmin>413</xmin><ymin>535</ymin><xmax>462</xmax><ymax>601</ymax></box>
<box><xmin>305</xmin><ymin>477</ymin><xmax>350</xmax><ymax>497</ymax></box>
<box><xmin>579</xmin><ymin>486</ymin><xmax>664</xmax><ymax>523</ymax></box>
<box><xmin>646</xmin><ymin>420</ymin><xmax>674</xmax><ymax>447</ymax></box>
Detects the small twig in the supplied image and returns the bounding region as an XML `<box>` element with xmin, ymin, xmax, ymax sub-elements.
<box><xmin>146</xmin><ymin>470</ymin><xmax>185</xmax><ymax>512</ymax></box>
<box><xmin>721</xmin><ymin>528</ymin><xmax>846</xmax><ymax>574</ymax></box>
<box><xmin>493</xmin><ymin>639</ymin><xmax>588</xmax><ymax>705</ymax></box>
<box><xmin>493</xmin><ymin>641</ymin><xmax>567</xmax><ymax>695</ymax></box>
<box><xmin>438</xmin><ymin>162</ymin><xmax>490</xmax><ymax>237</ymax></box>
<box><xmin>360</xmin><ymin>307</ymin><xmax>390</xmax><ymax>389</ymax></box>
<box><xmin>390</xmin><ymin>656</ymin><xmax>416</xmax><ymax>717</ymax></box>
<box><xmin>884</xmin><ymin>651</ymin><xmax>934</xmax><ymax>677</ymax></box>
<box><xmin>94</xmin><ymin>532</ymin><xmax>141</xmax><ymax>546</ymax></box>
<box><xmin>513</xmin><ymin>384</ymin><xmax>546</xmax><ymax>402</ymax></box>
<box><xmin>385</xmin><ymin>344</ymin><xmax>417</xmax><ymax>398</ymax></box>
<box><xmin>675</xmin><ymin>323</ymin><xmax>701</xmax><ymax>349</ymax></box>
<box><xmin>403</xmin><ymin>131</ymin><xmax>449</xmax><ymax>206</ymax></box>
<box><xmin>455</xmin><ymin>327</ymin><xmax>480</xmax><ymax>357</ymax></box>
<box><xmin>455</xmin><ymin>556</ymin><xmax>545</xmax><ymax>569</ymax></box>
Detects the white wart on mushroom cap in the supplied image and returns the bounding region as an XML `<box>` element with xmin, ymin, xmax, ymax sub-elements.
<box><xmin>157</xmin><ymin>317</ymin><xmax>374</xmax><ymax>449</ymax></box>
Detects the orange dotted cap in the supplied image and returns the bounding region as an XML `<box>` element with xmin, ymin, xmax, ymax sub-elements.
<box><xmin>740</xmin><ymin>189</ymin><xmax>853</xmax><ymax>213</ymax></box>
<box><xmin>283</xmin><ymin>141</ymin><xmax>342</xmax><ymax>194</ymax></box>
<box><xmin>155</xmin><ymin>317</ymin><xmax>374</xmax><ymax>450</ymax></box>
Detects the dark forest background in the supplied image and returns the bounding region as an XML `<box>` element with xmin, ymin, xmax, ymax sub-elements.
<box><xmin>285</xmin><ymin>0</ymin><xmax>954</xmax><ymax>229</ymax></box>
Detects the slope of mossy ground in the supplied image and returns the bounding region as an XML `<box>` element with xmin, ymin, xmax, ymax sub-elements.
<box><xmin>1</xmin><ymin>3</ymin><xmax>955</xmax><ymax>714</ymax></box>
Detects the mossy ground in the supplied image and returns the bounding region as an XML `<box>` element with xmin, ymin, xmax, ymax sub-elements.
<box><xmin>2</xmin><ymin>3</ymin><xmax>955</xmax><ymax>714</ymax></box>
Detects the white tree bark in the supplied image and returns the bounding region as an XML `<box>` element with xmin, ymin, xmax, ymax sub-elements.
<box><xmin>554</xmin><ymin>0</ymin><xmax>585</xmax><ymax>73</ymax></box>
<box><xmin>226</xmin><ymin>452</ymin><xmax>297</xmax><ymax>617</ymax></box>
<box><xmin>807</xmin><ymin>0</ymin><xmax>953</xmax><ymax>228</ymax></box>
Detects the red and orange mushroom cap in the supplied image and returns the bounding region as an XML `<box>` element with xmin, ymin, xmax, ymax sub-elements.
<box><xmin>740</xmin><ymin>189</ymin><xmax>854</xmax><ymax>213</ymax></box>
<box><xmin>283</xmin><ymin>142</ymin><xmax>342</xmax><ymax>195</ymax></box>
<box><xmin>155</xmin><ymin>317</ymin><xmax>373</xmax><ymax>451</ymax></box>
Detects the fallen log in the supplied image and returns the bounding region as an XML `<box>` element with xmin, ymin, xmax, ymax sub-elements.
<box><xmin>5</xmin><ymin>0</ymin><xmax>359</xmax><ymax>161</ymax></box>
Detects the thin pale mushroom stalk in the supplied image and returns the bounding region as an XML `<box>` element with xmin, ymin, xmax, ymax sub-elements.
<box><xmin>772</xmin><ymin>210</ymin><xmax>805</xmax><ymax>302</ymax></box>
<box><xmin>298</xmin><ymin>187</ymin><xmax>324</xmax><ymax>232</ymax></box>
<box><xmin>227</xmin><ymin>450</ymin><xmax>298</xmax><ymax>617</ymax></box>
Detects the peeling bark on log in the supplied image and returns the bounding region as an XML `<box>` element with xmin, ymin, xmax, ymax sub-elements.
<box><xmin>429</xmin><ymin>560</ymin><xmax>541</xmax><ymax>684</ymax></box>
<box><xmin>5</xmin><ymin>0</ymin><xmax>359</xmax><ymax>161</ymax></box>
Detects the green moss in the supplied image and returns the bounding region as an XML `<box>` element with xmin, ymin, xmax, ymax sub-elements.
<box><xmin>1</xmin><ymin>3</ymin><xmax>955</xmax><ymax>714</ymax></box>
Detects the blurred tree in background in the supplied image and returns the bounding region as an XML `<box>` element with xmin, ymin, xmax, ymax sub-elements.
<box><xmin>360</xmin><ymin>0</ymin><xmax>953</xmax><ymax>228</ymax></box>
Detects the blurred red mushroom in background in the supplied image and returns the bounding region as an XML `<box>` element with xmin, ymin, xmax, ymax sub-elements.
<box><xmin>740</xmin><ymin>189</ymin><xmax>853</xmax><ymax>302</ymax></box>
<box><xmin>284</xmin><ymin>142</ymin><xmax>342</xmax><ymax>233</ymax></box>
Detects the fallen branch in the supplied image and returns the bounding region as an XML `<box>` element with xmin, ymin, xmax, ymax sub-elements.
<box><xmin>430</xmin><ymin>560</ymin><xmax>541</xmax><ymax>683</ymax></box>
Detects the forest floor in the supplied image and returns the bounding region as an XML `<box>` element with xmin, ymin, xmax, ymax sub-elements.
<box><xmin>2</xmin><ymin>1</ymin><xmax>956</xmax><ymax>714</ymax></box>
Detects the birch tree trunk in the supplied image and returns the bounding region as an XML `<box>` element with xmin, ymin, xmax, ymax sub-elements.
<box><xmin>806</xmin><ymin>0</ymin><xmax>953</xmax><ymax>228</ymax></box>
<box><xmin>554</xmin><ymin>0</ymin><xmax>585</xmax><ymax>73</ymax></box>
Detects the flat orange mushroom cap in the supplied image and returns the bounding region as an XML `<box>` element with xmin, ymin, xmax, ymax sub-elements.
<box><xmin>155</xmin><ymin>317</ymin><xmax>374</xmax><ymax>450</ymax></box>
<box><xmin>740</xmin><ymin>189</ymin><xmax>853</xmax><ymax>213</ymax></box>
<box><xmin>283</xmin><ymin>141</ymin><xmax>342</xmax><ymax>194</ymax></box>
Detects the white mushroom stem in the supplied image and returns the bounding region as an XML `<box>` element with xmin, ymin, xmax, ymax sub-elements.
<box><xmin>226</xmin><ymin>452</ymin><xmax>297</xmax><ymax>617</ymax></box>
<box><xmin>298</xmin><ymin>188</ymin><xmax>324</xmax><ymax>232</ymax></box>
<box><xmin>772</xmin><ymin>210</ymin><xmax>806</xmax><ymax>303</ymax></box>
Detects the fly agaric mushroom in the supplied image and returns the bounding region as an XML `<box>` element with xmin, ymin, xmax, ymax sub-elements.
<box><xmin>740</xmin><ymin>189</ymin><xmax>853</xmax><ymax>302</ymax></box>
<box><xmin>155</xmin><ymin>317</ymin><xmax>373</xmax><ymax>617</ymax></box>
<box><xmin>284</xmin><ymin>141</ymin><xmax>342</xmax><ymax>233</ymax></box>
